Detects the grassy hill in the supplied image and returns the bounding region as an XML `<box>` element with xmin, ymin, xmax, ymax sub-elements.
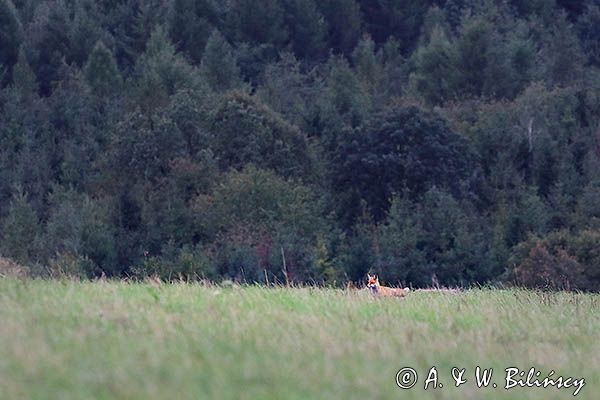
<box><xmin>0</xmin><ymin>279</ymin><xmax>598</xmax><ymax>399</ymax></box>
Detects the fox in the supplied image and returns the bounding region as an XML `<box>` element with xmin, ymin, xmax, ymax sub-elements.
<box><xmin>367</xmin><ymin>273</ymin><xmax>410</xmax><ymax>297</ymax></box>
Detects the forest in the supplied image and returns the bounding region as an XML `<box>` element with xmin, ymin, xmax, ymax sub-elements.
<box><xmin>0</xmin><ymin>0</ymin><xmax>599</xmax><ymax>290</ymax></box>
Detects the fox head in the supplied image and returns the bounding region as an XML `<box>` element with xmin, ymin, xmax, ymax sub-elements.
<box><xmin>367</xmin><ymin>273</ymin><xmax>380</xmax><ymax>292</ymax></box>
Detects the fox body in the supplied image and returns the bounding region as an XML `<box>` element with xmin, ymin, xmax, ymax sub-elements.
<box><xmin>367</xmin><ymin>274</ymin><xmax>410</xmax><ymax>297</ymax></box>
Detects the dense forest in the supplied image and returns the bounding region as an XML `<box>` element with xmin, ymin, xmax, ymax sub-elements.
<box><xmin>1</xmin><ymin>0</ymin><xmax>599</xmax><ymax>290</ymax></box>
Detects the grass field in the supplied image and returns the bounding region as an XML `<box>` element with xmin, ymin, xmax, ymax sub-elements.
<box><xmin>0</xmin><ymin>279</ymin><xmax>598</xmax><ymax>399</ymax></box>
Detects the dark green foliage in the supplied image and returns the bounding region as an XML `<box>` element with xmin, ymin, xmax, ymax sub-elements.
<box><xmin>378</xmin><ymin>189</ymin><xmax>491</xmax><ymax>287</ymax></box>
<box><xmin>411</xmin><ymin>12</ymin><xmax>536</xmax><ymax>104</ymax></box>
<box><xmin>23</xmin><ymin>1</ymin><xmax>70</xmax><ymax>95</ymax></box>
<box><xmin>40</xmin><ymin>187</ymin><xmax>117</xmax><ymax>276</ymax></box>
<box><xmin>335</xmin><ymin>217</ymin><xmax>377</xmax><ymax>283</ymax></box>
<box><xmin>226</xmin><ymin>0</ymin><xmax>288</xmax><ymax>47</ymax></box>
<box><xmin>0</xmin><ymin>189</ymin><xmax>40</xmax><ymax>263</ymax></box>
<box><xmin>130</xmin><ymin>26</ymin><xmax>200</xmax><ymax>114</ymax></box>
<box><xmin>352</xmin><ymin>35</ymin><xmax>380</xmax><ymax>91</ymax></box>
<box><xmin>11</xmin><ymin>47</ymin><xmax>37</xmax><ymax>96</ymax></box>
<box><xmin>577</xmin><ymin>4</ymin><xmax>600</xmax><ymax>67</ymax></box>
<box><xmin>168</xmin><ymin>0</ymin><xmax>215</xmax><ymax>64</ymax></box>
<box><xmin>21</xmin><ymin>0</ymin><xmax>105</xmax><ymax>95</ymax></box>
<box><xmin>539</xmin><ymin>12</ymin><xmax>585</xmax><ymax>86</ymax></box>
<box><xmin>576</xmin><ymin>182</ymin><xmax>600</xmax><ymax>230</ymax></box>
<box><xmin>84</xmin><ymin>41</ymin><xmax>121</xmax><ymax>96</ymax></box>
<box><xmin>110</xmin><ymin>109</ymin><xmax>183</xmax><ymax>183</ymax></box>
<box><xmin>0</xmin><ymin>0</ymin><xmax>23</xmax><ymax>84</ymax></box>
<box><xmin>409</xmin><ymin>26</ymin><xmax>458</xmax><ymax>105</ymax></box>
<box><xmin>109</xmin><ymin>0</ymin><xmax>171</xmax><ymax>72</ymax></box>
<box><xmin>0</xmin><ymin>82</ymin><xmax>54</xmax><ymax>210</ymax></box>
<box><xmin>317</xmin><ymin>0</ymin><xmax>361</xmax><ymax>55</ymax></box>
<box><xmin>210</xmin><ymin>92</ymin><xmax>314</xmax><ymax>180</ymax></box>
<box><xmin>166</xmin><ymin>88</ymin><xmax>213</xmax><ymax>158</ymax></box>
<box><xmin>358</xmin><ymin>0</ymin><xmax>432</xmax><ymax>54</ymax></box>
<box><xmin>335</xmin><ymin>105</ymin><xmax>475</xmax><ymax>222</ymax></box>
<box><xmin>283</xmin><ymin>0</ymin><xmax>327</xmax><ymax>60</ymax></box>
<box><xmin>0</xmin><ymin>0</ymin><xmax>599</xmax><ymax>289</ymax></box>
<box><xmin>200</xmin><ymin>30</ymin><xmax>242</xmax><ymax>92</ymax></box>
<box><xmin>131</xmin><ymin>243</ymin><xmax>213</xmax><ymax>281</ymax></box>
<box><xmin>324</xmin><ymin>54</ymin><xmax>370</xmax><ymax>126</ymax></box>
<box><xmin>257</xmin><ymin>52</ymin><xmax>322</xmax><ymax>130</ymax></box>
<box><xmin>194</xmin><ymin>167</ymin><xmax>325</xmax><ymax>282</ymax></box>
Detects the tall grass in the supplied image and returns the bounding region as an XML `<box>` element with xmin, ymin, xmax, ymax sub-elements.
<box><xmin>0</xmin><ymin>279</ymin><xmax>598</xmax><ymax>399</ymax></box>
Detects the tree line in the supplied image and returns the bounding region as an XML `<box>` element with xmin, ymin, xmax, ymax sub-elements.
<box><xmin>1</xmin><ymin>0</ymin><xmax>599</xmax><ymax>290</ymax></box>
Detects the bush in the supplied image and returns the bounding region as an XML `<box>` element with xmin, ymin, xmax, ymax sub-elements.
<box><xmin>210</xmin><ymin>228</ymin><xmax>264</xmax><ymax>283</ymax></box>
<box><xmin>513</xmin><ymin>242</ymin><xmax>584</xmax><ymax>290</ymax></box>
<box><xmin>194</xmin><ymin>166</ymin><xmax>324</xmax><ymax>241</ymax></box>
<box><xmin>130</xmin><ymin>243</ymin><xmax>213</xmax><ymax>282</ymax></box>
<box><xmin>509</xmin><ymin>229</ymin><xmax>600</xmax><ymax>291</ymax></box>
<box><xmin>41</xmin><ymin>187</ymin><xmax>117</xmax><ymax>275</ymax></box>
<box><xmin>190</xmin><ymin>167</ymin><xmax>328</xmax><ymax>283</ymax></box>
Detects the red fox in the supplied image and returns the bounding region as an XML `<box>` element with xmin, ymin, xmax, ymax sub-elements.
<box><xmin>367</xmin><ymin>274</ymin><xmax>410</xmax><ymax>297</ymax></box>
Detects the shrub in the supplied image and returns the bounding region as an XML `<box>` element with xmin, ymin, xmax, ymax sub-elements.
<box><xmin>211</xmin><ymin>229</ymin><xmax>264</xmax><ymax>283</ymax></box>
<box><xmin>194</xmin><ymin>166</ymin><xmax>324</xmax><ymax>242</ymax></box>
<box><xmin>41</xmin><ymin>187</ymin><xmax>117</xmax><ymax>275</ymax></box>
<box><xmin>130</xmin><ymin>243</ymin><xmax>213</xmax><ymax>282</ymax></box>
<box><xmin>513</xmin><ymin>242</ymin><xmax>584</xmax><ymax>290</ymax></box>
<box><xmin>193</xmin><ymin>165</ymin><xmax>329</xmax><ymax>283</ymax></box>
<box><xmin>509</xmin><ymin>229</ymin><xmax>600</xmax><ymax>291</ymax></box>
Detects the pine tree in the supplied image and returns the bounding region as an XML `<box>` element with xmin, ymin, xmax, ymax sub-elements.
<box><xmin>226</xmin><ymin>0</ymin><xmax>288</xmax><ymax>47</ymax></box>
<box><xmin>200</xmin><ymin>29</ymin><xmax>242</xmax><ymax>92</ymax></box>
<box><xmin>257</xmin><ymin>52</ymin><xmax>317</xmax><ymax>129</ymax></box>
<box><xmin>168</xmin><ymin>0</ymin><xmax>215</xmax><ymax>64</ymax></box>
<box><xmin>409</xmin><ymin>26</ymin><xmax>458</xmax><ymax>105</ymax></box>
<box><xmin>541</xmin><ymin>12</ymin><xmax>585</xmax><ymax>86</ymax></box>
<box><xmin>352</xmin><ymin>34</ymin><xmax>382</xmax><ymax>92</ymax></box>
<box><xmin>11</xmin><ymin>47</ymin><xmax>37</xmax><ymax>96</ymax></box>
<box><xmin>283</xmin><ymin>0</ymin><xmax>327</xmax><ymax>60</ymax></box>
<box><xmin>0</xmin><ymin>0</ymin><xmax>23</xmax><ymax>83</ymax></box>
<box><xmin>118</xmin><ymin>0</ymin><xmax>170</xmax><ymax>69</ymax></box>
<box><xmin>455</xmin><ymin>16</ymin><xmax>494</xmax><ymax>97</ymax></box>
<box><xmin>577</xmin><ymin>4</ymin><xmax>600</xmax><ymax>67</ymax></box>
<box><xmin>84</xmin><ymin>41</ymin><xmax>122</xmax><ymax>96</ymax></box>
<box><xmin>358</xmin><ymin>0</ymin><xmax>430</xmax><ymax>54</ymax></box>
<box><xmin>443</xmin><ymin>0</ymin><xmax>465</xmax><ymax>31</ymax></box>
<box><xmin>0</xmin><ymin>189</ymin><xmax>40</xmax><ymax>263</ymax></box>
<box><xmin>318</xmin><ymin>0</ymin><xmax>361</xmax><ymax>55</ymax></box>
<box><xmin>133</xmin><ymin>26</ymin><xmax>197</xmax><ymax>111</ymax></box>
<box><xmin>23</xmin><ymin>0</ymin><xmax>70</xmax><ymax>95</ymax></box>
<box><xmin>420</xmin><ymin>6</ymin><xmax>452</xmax><ymax>46</ymax></box>
<box><xmin>68</xmin><ymin>1</ymin><xmax>104</xmax><ymax>68</ymax></box>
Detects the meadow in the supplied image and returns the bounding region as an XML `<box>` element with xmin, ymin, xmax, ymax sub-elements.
<box><xmin>0</xmin><ymin>279</ymin><xmax>598</xmax><ymax>400</ymax></box>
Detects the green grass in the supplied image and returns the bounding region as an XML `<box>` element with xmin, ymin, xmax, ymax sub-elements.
<box><xmin>0</xmin><ymin>279</ymin><xmax>598</xmax><ymax>399</ymax></box>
